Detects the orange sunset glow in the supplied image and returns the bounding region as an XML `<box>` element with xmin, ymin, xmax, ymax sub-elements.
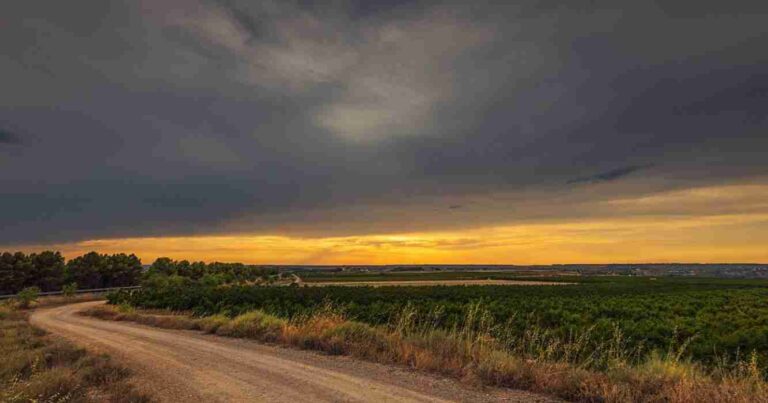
<box><xmin>19</xmin><ymin>183</ymin><xmax>768</xmax><ymax>264</ymax></box>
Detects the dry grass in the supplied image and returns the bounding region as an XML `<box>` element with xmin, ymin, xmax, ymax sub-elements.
<box><xmin>0</xmin><ymin>302</ymin><xmax>151</xmax><ymax>403</ymax></box>
<box><xmin>3</xmin><ymin>293</ymin><xmax>106</xmax><ymax>312</ymax></box>
<box><xmin>197</xmin><ymin>314</ymin><xmax>230</xmax><ymax>333</ymax></box>
<box><xmin>83</xmin><ymin>304</ymin><xmax>199</xmax><ymax>331</ymax></box>
<box><xmin>82</xmin><ymin>303</ymin><xmax>768</xmax><ymax>403</ymax></box>
<box><xmin>35</xmin><ymin>294</ymin><xmax>106</xmax><ymax>308</ymax></box>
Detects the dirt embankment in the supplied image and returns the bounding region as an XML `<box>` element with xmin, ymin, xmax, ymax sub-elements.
<box><xmin>30</xmin><ymin>302</ymin><xmax>559</xmax><ymax>403</ymax></box>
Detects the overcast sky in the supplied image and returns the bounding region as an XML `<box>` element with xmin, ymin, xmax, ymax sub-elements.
<box><xmin>1</xmin><ymin>0</ymin><xmax>767</xmax><ymax>263</ymax></box>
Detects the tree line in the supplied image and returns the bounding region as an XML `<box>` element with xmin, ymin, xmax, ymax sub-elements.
<box><xmin>0</xmin><ymin>251</ymin><xmax>278</xmax><ymax>295</ymax></box>
<box><xmin>0</xmin><ymin>251</ymin><xmax>143</xmax><ymax>295</ymax></box>
<box><xmin>146</xmin><ymin>257</ymin><xmax>277</xmax><ymax>284</ymax></box>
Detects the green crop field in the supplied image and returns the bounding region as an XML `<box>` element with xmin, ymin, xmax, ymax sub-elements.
<box><xmin>112</xmin><ymin>275</ymin><xmax>768</xmax><ymax>371</ymax></box>
<box><xmin>295</xmin><ymin>270</ymin><xmax>573</xmax><ymax>282</ymax></box>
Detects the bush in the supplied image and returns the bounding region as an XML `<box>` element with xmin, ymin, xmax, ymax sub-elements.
<box><xmin>62</xmin><ymin>282</ymin><xmax>78</xmax><ymax>297</ymax></box>
<box><xmin>217</xmin><ymin>311</ymin><xmax>287</xmax><ymax>342</ymax></box>
<box><xmin>16</xmin><ymin>286</ymin><xmax>41</xmax><ymax>309</ymax></box>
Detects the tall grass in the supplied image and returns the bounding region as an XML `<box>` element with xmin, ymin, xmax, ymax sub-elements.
<box><xmin>84</xmin><ymin>301</ymin><xmax>768</xmax><ymax>402</ymax></box>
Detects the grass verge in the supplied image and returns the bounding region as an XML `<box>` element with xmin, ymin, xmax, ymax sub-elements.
<box><xmin>1</xmin><ymin>302</ymin><xmax>151</xmax><ymax>403</ymax></box>
<box><xmin>82</xmin><ymin>303</ymin><xmax>768</xmax><ymax>403</ymax></box>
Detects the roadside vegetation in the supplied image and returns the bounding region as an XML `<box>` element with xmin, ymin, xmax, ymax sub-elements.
<box><xmin>0</xmin><ymin>299</ymin><xmax>150</xmax><ymax>403</ymax></box>
<box><xmin>99</xmin><ymin>274</ymin><xmax>768</xmax><ymax>402</ymax></box>
<box><xmin>88</xmin><ymin>296</ymin><xmax>766</xmax><ymax>402</ymax></box>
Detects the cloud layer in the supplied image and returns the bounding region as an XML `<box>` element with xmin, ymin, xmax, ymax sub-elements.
<box><xmin>1</xmin><ymin>0</ymin><xmax>767</xmax><ymax>248</ymax></box>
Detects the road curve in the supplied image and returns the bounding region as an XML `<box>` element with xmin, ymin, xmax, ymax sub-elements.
<box><xmin>31</xmin><ymin>302</ymin><xmax>558</xmax><ymax>403</ymax></box>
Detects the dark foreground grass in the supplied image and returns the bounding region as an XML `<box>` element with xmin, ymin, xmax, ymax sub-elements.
<box><xmin>0</xmin><ymin>302</ymin><xmax>151</xmax><ymax>403</ymax></box>
<box><xmin>85</xmin><ymin>303</ymin><xmax>768</xmax><ymax>403</ymax></box>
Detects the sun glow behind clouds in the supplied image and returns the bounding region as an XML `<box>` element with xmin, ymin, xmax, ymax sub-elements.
<box><xmin>29</xmin><ymin>210</ymin><xmax>768</xmax><ymax>265</ymax></box>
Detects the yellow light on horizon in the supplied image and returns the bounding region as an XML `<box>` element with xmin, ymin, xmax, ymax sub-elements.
<box><xmin>10</xmin><ymin>212</ymin><xmax>767</xmax><ymax>265</ymax></box>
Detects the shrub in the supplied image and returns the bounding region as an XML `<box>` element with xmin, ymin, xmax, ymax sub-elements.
<box><xmin>217</xmin><ymin>311</ymin><xmax>286</xmax><ymax>342</ymax></box>
<box><xmin>62</xmin><ymin>282</ymin><xmax>78</xmax><ymax>297</ymax></box>
<box><xmin>16</xmin><ymin>286</ymin><xmax>41</xmax><ymax>309</ymax></box>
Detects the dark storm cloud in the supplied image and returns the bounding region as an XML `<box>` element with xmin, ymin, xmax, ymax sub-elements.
<box><xmin>1</xmin><ymin>0</ymin><xmax>767</xmax><ymax>244</ymax></box>
<box><xmin>567</xmin><ymin>165</ymin><xmax>652</xmax><ymax>185</ymax></box>
<box><xmin>0</xmin><ymin>129</ymin><xmax>21</xmax><ymax>145</ymax></box>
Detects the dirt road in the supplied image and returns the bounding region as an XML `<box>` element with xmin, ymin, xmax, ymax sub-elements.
<box><xmin>31</xmin><ymin>302</ymin><xmax>559</xmax><ymax>403</ymax></box>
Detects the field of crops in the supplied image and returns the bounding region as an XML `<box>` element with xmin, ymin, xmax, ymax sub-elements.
<box><xmin>111</xmin><ymin>275</ymin><xmax>768</xmax><ymax>371</ymax></box>
<box><xmin>296</xmin><ymin>270</ymin><xmax>572</xmax><ymax>282</ymax></box>
<box><xmin>304</xmin><ymin>279</ymin><xmax>569</xmax><ymax>286</ymax></box>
